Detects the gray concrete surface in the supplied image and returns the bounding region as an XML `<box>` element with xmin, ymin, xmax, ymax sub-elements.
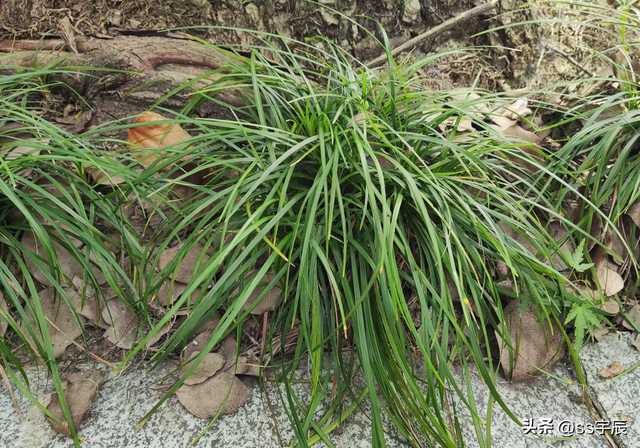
<box><xmin>0</xmin><ymin>334</ymin><xmax>638</xmax><ymax>448</ymax></box>
<box><xmin>579</xmin><ymin>333</ymin><xmax>640</xmax><ymax>448</ymax></box>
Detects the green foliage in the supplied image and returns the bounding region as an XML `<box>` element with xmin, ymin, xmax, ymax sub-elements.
<box><xmin>565</xmin><ymin>303</ymin><xmax>601</xmax><ymax>352</ymax></box>
<box><xmin>563</xmin><ymin>239</ymin><xmax>594</xmax><ymax>273</ymax></box>
<box><xmin>1</xmin><ymin>20</ymin><xmax>638</xmax><ymax>448</ymax></box>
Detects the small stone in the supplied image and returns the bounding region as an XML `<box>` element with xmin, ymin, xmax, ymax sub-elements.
<box><xmin>402</xmin><ymin>0</ymin><xmax>421</xmax><ymax>23</ymax></box>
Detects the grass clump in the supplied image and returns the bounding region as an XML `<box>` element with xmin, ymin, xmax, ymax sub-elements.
<box><xmin>115</xmin><ymin>36</ymin><xmax>599</xmax><ymax>446</ymax></box>
<box><xmin>0</xmin><ymin>22</ymin><xmax>633</xmax><ymax>448</ymax></box>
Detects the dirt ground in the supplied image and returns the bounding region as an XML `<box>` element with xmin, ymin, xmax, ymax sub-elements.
<box><xmin>0</xmin><ymin>0</ymin><xmax>623</xmax><ymax>131</ymax></box>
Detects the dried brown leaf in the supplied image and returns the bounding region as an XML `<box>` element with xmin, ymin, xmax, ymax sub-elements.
<box><xmin>183</xmin><ymin>328</ymin><xmax>214</xmax><ymax>361</ymax></box>
<box><xmin>595</xmin><ymin>262</ymin><xmax>624</xmax><ymax>297</ymax></box>
<box><xmin>598</xmin><ymin>299</ymin><xmax>620</xmax><ymax>315</ymax></box>
<box><xmin>181</xmin><ymin>351</ymin><xmax>226</xmax><ymax>385</ymax></box>
<box><xmin>632</xmin><ymin>334</ymin><xmax>640</xmax><ymax>351</ymax></box>
<box><xmin>46</xmin><ymin>369</ymin><xmax>103</xmax><ymax>437</ymax></box>
<box><xmin>20</xmin><ymin>289</ymin><xmax>85</xmax><ymax>358</ymax></box>
<box><xmin>622</xmin><ymin>305</ymin><xmax>640</xmax><ymax>331</ymax></box>
<box><xmin>597</xmin><ymin>362</ymin><xmax>626</xmax><ymax>379</ymax></box>
<box><xmin>156</xmin><ymin>281</ymin><xmax>203</xmax><ymax>308</ymax></box>
<box><xmin>593</xmin><ymin>327</ymin><xmax>609</xmax><ymax>342</ymax></box>
<box><xmin>158</xmin><ymin>244</ymin><xmax>210</xmax><ymax>284</ymax></box>
<box><xmin>176</xmin><ymin>371</ymin><xmax>250</xmax><ymax>418</ymax></box>
<box><xmin>627</xmin><ymin>203</ymin><xmax>640</xmax><ymax>229</ymax></box>
<box><xmin>64</xmin><ymin>285</ymin><xmax>100</xmax><ymax>324</ymax></box>
<box><xmin>127</xmin><ymin>111</ymin><xmax>192</xmax><ymax>168</ymax></box>
<box><xmin>495</xmin><ymin>301</ymin><xmax>566</xmax><ymax>382</ymax></box>
<box><xmin>0</xmin><ymin>291</ymin><xmax>8</xmax><ymax>338</ymax></box>
<box><xmin>502</xmin><ymin>98</ymin><xmax>532</xmax><ymax>119</ymax></box>
<box><xmin>241</xmin><ymin>272</ymin><xmax>283</xmax><ymax>315</ymax></box>
<box><xmin>21</xmin><ymin>231</ymin><xmax>106</xmax><ymax>286</ymax></box>
<box><xmin>101</xmin><ymin>299</ymin><xmax>138</xmax><ymax>349</ymax></box>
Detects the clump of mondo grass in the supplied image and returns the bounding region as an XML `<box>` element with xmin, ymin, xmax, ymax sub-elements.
<box><xmin>113</xmin><ymin>33</ymin><xmax>607</xmax><ymax>447</ymax></box>
<box><xmin>0</xmin><ymin>61</ymin><xmax>148</xmax><ymax>443</ymax></box>
<box><xmin>2</xmin><ymin>22</ymin><xmax>631</xmax><ymax>448</ymax></box>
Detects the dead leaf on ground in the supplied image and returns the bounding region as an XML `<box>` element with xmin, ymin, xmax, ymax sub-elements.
<box><xmin>0</xmin><ymin>291</ymin><xmax>8</xmax><ymax>338</ymax></box>
<box><xmin>228</xmin><ymin>350</ymin><xmax>261</xmax><ymax>376</ymax></box>
<box><xmin>631</xmin><ymin>334</ymin><xmax>640</xmax><ymax>351</ymax></box>
<box><xmin>176</xmin><ymin>371</ymin><xmax>250</xmax><ymax>419</ymax></box>
<box><xmin>182</xmin><ymin>326</ymin><xmax>231</xmax><ymax>362</ymax></box>
<box><xmin>20</xmin><ymin>288</ymin><xmax>86</xmax><ymax>358</ymax></box>
<box><xmin>593</xmin><ymin>327</ymin><xmax>609</xmax><ymax>341</ymax></box>
<box><xmin>218</xmin><ymin>336</ymin><xmax>239</xmax><ymax>370</ymax></box>
<box><xmin>21</xmin><ymin>231</ymin><xmax>107</xmax><ymax>286</ymax></box>
<box><xmin>608</xmin><ymin>216</ymin><xmax>634</xmax><ymax>265</ymax></box>
<box><xmin>87</xmin><ymin>165</ymin><xmax>126</xmax><ymax>187</ymax></box>
<box><xmin>0</xmin><ymin>138</ymin><xmax>48</xmax><ymax>177</ymax></box>
<box><xmin>239</xmin><ymin>271</ymin><xmax>283</xmax><ymax>315</ymax></box>
<box><xmin>495</xmin><ymin>301</ymin><xmax>566</xmax><ymax>382</ymax></box>
<box><xmin>180</xmin><ymin>351</ymin><xmax>226</xmax><ymax>385</ymax></box>
<box><xmin>502</xmin><ymin>124</ymin><xmax>542</xmax><ymax>146</ymax></box>
<box><xmin>146</xmin><ymin>323</ymin><xmax>171</xmax><ymax>349</ymax></box>
<box><xmin>155</xmin><ymin>280</ymin><xmax>203</xmax><ymax>308</ymax></box>
<box><xmin>46</xmin><ymin>368</ymin><xmax>103</xmax><ymax>437</ymax></box>
<box><xmin>502</xmin><ymin>98</ymin><xmax>532</xmax><ymax>120</ymax></box>
<box><xmin>101</xmin><ymin>299</ymin><xmax>138</xmax><ymax>349</ymax></box>
<box><xmin>64</xmin><ymin>283</ymin><xmax>101</xmax><ymax>324</ymax></box>
<box><xmin>598</xmin><ymin>298</ymin><xmax>620</xmax><ymax>315</ymax></box>
<box><xmin>595</xmin><ymin>261</ymin><xmax>624</xmax><ymax>297</ymax></box>
<box><xmin>622</xmin><ymin>305</ymin><xmax>640</xmax><ymax>331</ymax></box>
<box><xmin>597</xmin><ymin>362</ymin><xmax>626</xmax><ymax>379</ymax></box>
<box><xmin>627</xmin><ymin>203</ymin><xmax>640</xmax><ymax>229</ymax></box>
<box><xmin>547</xmin><ymin>220</ymin><xmax>574</xmax><ymax>270</ymax></box>
<box><xmin>127</xmin><ymin>111</ymin><xmax>192</xmax><ymax>168</ymax></box>
<box><xmin>158</xmin><ymin>244</ymin><xmax>210</xmax><ymax>285</ymax></box>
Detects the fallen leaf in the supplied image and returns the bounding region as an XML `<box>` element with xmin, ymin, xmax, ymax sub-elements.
<box><xmin>180</xmin><ymin>351</ymin><xmax>226</xmax><ymax>385</ymax></box>
<box><xmin>46</xmin><ymin>369</ymin><xmax>103</xmax><ymax>437</ymax></box>
<box><xmin>64</xmin><ymin>284</ymin><xmax>100</xmax><ymax>324</ymax></box>
<box><xmin>101</xmin><ymin>299</ymin><xmax>138</xmax><ymax>349</ymax></box>
<box><xmin>230</xmin><ymin>350</ymin><xmax>261</xmax><ymax>376</ymax></box>
<box><xmin>176</xmin><ymin>371</ymin><xmax>250</xmax><ymax>418</ymax></box>
<box><xmin>218</xmin><ymin>336</ymin><xmax>239</xmax><ymax>371</ymax></box>
<box><xmin>0</xmin><ymin>139</ymin><xmax>47</xmax><ymax>177</ymax></box>
<box><xmin>502</xmin><ymin>98</ymin><xmax>532</xmax><ymax>119</ymax></box>
<box><xmin>597</xmin><ymin>362</ymin><xmax>626</xmax><ymax>379</ymax></box>
<box><xmin>21</xmin><ymin>231</ymin><xmax>107</xmax><ymax>286</ymax></box>
<box><xmin>627</xmin><ymin>203</ymin><xmax>640</xmax><ymax>229</ymax></box>
<box><xmin>146</xmin><ymin>323</ymin><xmax>170</xmax><ymax>349</ymax></box>
<box><xmin>608</xmin><ymin>217</ymin><xmax>634</xmax><ymax>265</ymax></box>
<box><xmin>156</xmin><ymin>280</ymin><xmax>204</xmax><ymax>308</ymax></box>
<box><xmin>495</xmin><ymin>301</ymin><xmax>566</xmax><ymax>382</ymax></box>
<box><xmin>595</xmin><ymin>262</ymin><xmax>624</xmax><ymax>297</ymax></box>
<box><xmin>632</xmin><ymin>334</ymin><xmax>640</xmax><ymax>351</ymax></box>
<box><xmin>0</xmin><ymin>291</ymin><xmax>8</xmax><ymax>338</ymax></box>
<box><xmin>502</xmin><ymin>124</ymin><xmax>542</xmax><ymax>145</ymax></box>
<box><xmin>241</xmin><ymin>271</ymin><xmax>283</xmax><ymax>315</ymax></box>
<box><xmin>183</xmin><ymin>328</ymin><xmax>214</xmax><ymax>361</ymax></box>
<box><xmin>598</xmin><ymin>298</ymin><xmax>620</xmax><ymax>315</ymax></box>
<box><xmin>593</xmin><ymin>327</ymin><xmax>609</xmax><ymax>341</ymax></box>
<box><xmin>20</xmin><ymin>289</ymin><xmax>85</xmax><ymax>358</ymax></box>
<box><xmin>158</xmin><ymin>244</ymin><xmax>210</xmax><ymax>284</ymax></box>
<box><xmin>87</xmin><ymin>166</ymin><xmax>126</xmax><ymax>186</ymax></box>
<box><xmin>127</xmin><ymin>111</ymin><xmax>192</xmax><ymax>168</ymax></box>
<box><xmin>547</xmin><ymin>220</ymin><xmax>574</xmax><ymax>270</ymax></box>
<box><xmin>622</xmin><ymin>305</ymin><xmax>640</xmax><ymax>331</ymax></box>
<box><xmin>490</xmin><ymin>114</ymin><xmax>517</xmax><ymax>130</ymax></box>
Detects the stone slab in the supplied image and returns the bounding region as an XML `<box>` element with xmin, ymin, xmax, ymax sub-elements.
<box><xmin>579</xmin><ymin>332</ymin><xmax>640</xmax><ymax>448</ymax></box>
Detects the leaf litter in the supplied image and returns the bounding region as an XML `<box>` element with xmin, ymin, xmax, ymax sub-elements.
<box><xmin>46</xmin><ymin>368</ymin><xmax>103</xmax><ymax>437</ymax></box>
<box><xmin>496</xmin><ymin>301</ymin><xmax>566</xmax><ymax>382</ymax></box>
<box><xmin>7</xmin><ymin>92</ymin><xmax>640</xmax><ymax>430</ymax></box>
